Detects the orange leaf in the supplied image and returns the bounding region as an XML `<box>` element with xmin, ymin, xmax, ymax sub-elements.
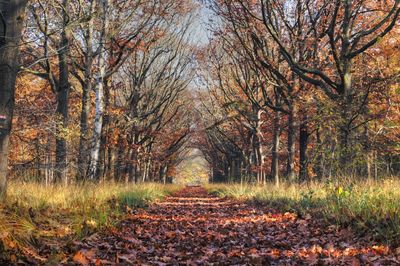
<box><xmin>73</xmin><ymin>251</ymin><xmax>90</xmax><ymax>266</ymax></box>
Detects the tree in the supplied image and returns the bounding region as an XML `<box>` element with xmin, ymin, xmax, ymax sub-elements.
<box><xmin>86</xmin><ymin>0</ymin><xmax>110</xmax><ymax>180</ymax></box>
<box><xmin>23</xmin><ymin>0</ymin><xmax>75</xmax><ymax>183</ymax></box>
<box><xmin>86</xmin><ymin>0</ymin><xmax>192</xmax><ymax>180</ymax></box>
<box><xmin>112</xmin><ymin>11</ymin><xmax>195</xmax><ymax>182</ymax></box>
<box><xmin>0</xmin><ymin>0</ymin><xmax>28</xmax><ymax>198</ymax></box>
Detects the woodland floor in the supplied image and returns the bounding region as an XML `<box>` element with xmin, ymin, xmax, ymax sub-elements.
<box><xmin>63</xmin><ymin>186</ymin><xmax>400</xmax><ymax>265</ymax></box>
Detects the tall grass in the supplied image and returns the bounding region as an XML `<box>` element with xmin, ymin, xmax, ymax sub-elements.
<box><xmin>206</xmin><ymin>178</ymin><xmax>400</xmax><ymax>245</ymax></box>
<box><xmin>0</xmin><ymin>182</ymin><xmax>180</xmax><ymax>256</ymax></box>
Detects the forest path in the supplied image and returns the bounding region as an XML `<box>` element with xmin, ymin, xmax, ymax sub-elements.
<box><xmin>71</xmin><ymin>187</ymin><xmax>398</xmax><ymax>265</ymax></box>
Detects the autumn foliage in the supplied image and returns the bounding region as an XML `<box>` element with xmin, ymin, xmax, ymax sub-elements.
<box><xmin>0</xmin><ymin>0</ymin><xmax>400</xmax><ymax>264</ymax></box>
<box><xmin>195</xmin><ymin>0</ymin><xmax>400</xmax><ymax>184</ymax></box>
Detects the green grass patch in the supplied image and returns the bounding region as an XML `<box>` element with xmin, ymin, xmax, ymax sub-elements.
<box><xmin>205</xmin><ymin>178</ymin><xmax>400</xmax><ymax>245</ymax></box>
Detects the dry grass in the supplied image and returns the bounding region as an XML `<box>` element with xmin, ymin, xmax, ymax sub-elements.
<box><xmin>0</xmin><ymin>182</ymin><xmax>180</xmax><ymax>256</ymax></box>
<box><xmin>205</xmin><ymin>178</ymin><xmax>400</xmax><ymax>245</ymax></box>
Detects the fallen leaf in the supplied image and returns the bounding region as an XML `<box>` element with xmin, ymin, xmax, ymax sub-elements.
<box><xmin>73</xmin><ymin>251</ymin><xmax>89</xmax><ymax>266</ymax></box>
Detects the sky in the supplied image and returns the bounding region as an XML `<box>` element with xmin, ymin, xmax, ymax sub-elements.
<box><xmin>174</xmin><ymin>5</ymin><xmax>213</xmax><ymax>182</ymax></box>
<box><xmin>190</xmin><ymin>4</ymin><xmax>214</xmax><ymax>46</ymax></box>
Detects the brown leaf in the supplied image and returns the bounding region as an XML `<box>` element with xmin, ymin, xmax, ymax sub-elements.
<box><xmin>73</xmin><ymin>251</ymin><xmax>90</xmax><ymax>266</ymax></box>
<box><xmin>395</xmin><ymin>247</ymin><xmax>400</xmax><ymax>256</ymax></box>
<box><xmin>351</xmin><ymin>257</ymin><xmax>361</xmax><ymax>266</ymax></box>
<box><xmin>122</xmin><ymin>236</ymin><xmax>142</xmax><ymax>245</ymax></box>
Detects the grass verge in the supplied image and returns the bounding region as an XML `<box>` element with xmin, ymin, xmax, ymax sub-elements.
<box><xmin>205</xmin><ymin>178</ymin><xmax>400</xmax><ymax>246</ymax></box>
<box><xmin>0</xmin><ymin>182</ymin><xmax>180</xmax><ymax>262</ymax></box>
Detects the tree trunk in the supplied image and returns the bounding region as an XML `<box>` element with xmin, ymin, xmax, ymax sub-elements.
<box><xmin>286</xmin><ymin>105</ymin><xmax>296</xmax><ymax>181</ymax></box>
<box><xmin>99</xmin><ymin>80</ymin><xmax>111</xmax><ymax>180</ymax></box>
<box><xmin>76</xmin><ymin>77</ymin><xmax>91</xmax><ymax>180</ymax></box>
<box><xmin>224</xmin><ymin>159</ymin><xmax>229</xmax><ymax>182</ymax></box>
<box><xmin>255</xmin><ymin>109</ymin><xmax>265</xmax><ymax>185</ymax></box>
<box><xmin>115</xmin><ymin>133</ymin><xmax>124</xmax><ymax>181</ymax></box>
<box><xmin>105</xmin><ymin>142</ymin><xmax>114</xmax><ymax>180</ymax></box>
<box><xmin>87</xmin><ymin>71</ymin><xmax>105</xmax><ymax>180</ymax></box>
<box><xmin>254</xmin><ymin>136</ymin><xmax>261</xmax><ymax>184</ymax></box>
<box><xmin>271</xmin><ymin>111</ymin><xmax>280</xmax><ymax>186</ymax></box>
<box><xmin>87</xmin><ymin>0</ymin><xmax>109</xmax><ymax>180</ymax></box>
<box><xmin>299</xmin><ymin>114</ymin><xmax>309</xmax><ymax>182</ymax></box>
<box><xmin>0</xmin><ymin>0</ymin><xmax>28</xmax><ymax>199</ymax></box>
<box><xmin>54</xmin><ymin>0</ymin><xmax>71</xmax><ymax>184</ymax></box>
<box><xmin>338</xmin><ymin>4</ymin><xmax>354</xmax><ymax>175</ymax></box>
<box><xmin>76</xmin><ymin>1</ymin><xmax>95</xmax><ymax>181</ymax></box>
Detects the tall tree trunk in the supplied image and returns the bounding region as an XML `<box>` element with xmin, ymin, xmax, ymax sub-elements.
<box><xmin>76</xmin><ymin>75</ymin><xmax>91</xmax><ymax>180</ymax></box>
<box><xmin>0</xmin><ymin>0</ymin><xmax>27</xmax><ymax>199</ymax></box>
<box><xmin>55</xmin><ymin>0</ymin><xmax>71</xmax><ymax>184</ymax></box>
<box><xmin>299</xmin><ymin>114</ymin><xmax>309</xmax><ymax>182</ymax></box>
<box><xmin>271</xmin><ymin>111</ymin><xmax>280</xmax><ymax>186</ymax></box>
<box><xmin>87</xmin><ymin>76</ymin><xmax>105</xmax><ymax>180</ymax></box>
<box><xmin>338</xmin><ymin>1</ymin><xmax>354</xmax><ymax>175</ymax></box>
<box><xmin>287</xmin><ymin>105</ymin><xmax>296</xmax><ymax>181</ymax></box>
<box><xmin>162</xmin><ymin>164</ymin><xmax>167</xmax><ymax>183</ymax></box>
<box><xmin>99</xmin><ymin>79</ymin><xmax>111</xmax><ymax>180</ymax></box>
<box><xmin>106</xmin><ymin>142</ymin><xmax>114</xmax><ymax>180</ymax></box>
<box><xmin>250</xmin><ymin>134</ymin><xmax>258</xmax><ymax>183</ymax></box>
<box><xmin>254</xmin><ymin>135</ymin><xmax>261</xmax><ymax>184</ymax></box>
<box><xmin>224</xmin><ymin>159</ymin><xmax>229</xmax><ymax>182</ymax></box>
<box><xmin>255</xmin><ymin>109</ymin><xmax>265</xmax><ymax>185</ymax></box>
<box><xmin>87</xmin><ymin>0</ymin><xmax>109</xmax><ymax>180</ymax></box>
<box><xmin>77</xmin><ymin>0</ymin><xmax>95</xmax><ymax>181</ymax></box>
<box><xmin>115</xmin><ymin>133</ymin><xmax>124</xmax><ymax>181</ymax></box>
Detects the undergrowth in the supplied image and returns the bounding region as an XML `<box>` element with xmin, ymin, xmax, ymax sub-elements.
<box><xmin>206</xmin><ymin>178</ymin><xmax>400</xmax><ymax>246</ymax></box>
<box><xmin>0</xmin><ymin>182</ymin><xmax>180</xmax><ymax>260</ymax></box>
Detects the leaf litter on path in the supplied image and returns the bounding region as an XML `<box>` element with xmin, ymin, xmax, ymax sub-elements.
<box><xmin>67</xmin><ymin>187</ymin><xmax>399</xmax><ymax>265</ymax></box>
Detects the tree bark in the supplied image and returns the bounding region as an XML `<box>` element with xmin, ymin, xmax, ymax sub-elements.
<box><xmin>115</xmin><ymin>133</ymin><xmax>124</xmax><ymax>181</ymax></box>
<box><xmin>255</xmin><ymin>109</ymin><xmax>265</xmax><ymax>184</ymax></box>
<box><xmin>0</xmin><ymin>0</ymin><xmax>28</xmax><ymax>199</ymax></box>
<box><xmin>99</xmin><ymin>79</ymin><xmax>111</xmax><ymax>180</ymax></box>
<box><xmin>286</xmin><ymin>104</ymin><xmax>296</xmax><ymax>181</ymax></box>
<box><xmin>87</xmin><ymin>75</ymin><xmax>105</xmax><ymax>180</ymax></box>
<box><xmin>299</xmin><ymin>114</ymin><xmax>309</xmax><ymax>182</ymax></box>
<box><xmin>87</xmin><ymin>0</ymin><xmax>109</xmax><ymax>180</ymax></box>
<box><xmin>54</xmin><ymin>0</ymin><xmax>71</xmax><ymax>184</ymax></box>
<box><xmin>337</xmin><ymin>0</ymin><xmax>354</xmax><ymax>175</ymax></box>
<box><xmin>271</xmin><ymin>111</ymin><xmax>280</xmax><ymax>186</ymax></box>
<box><xmin>77</xmin><ymin>0</ymin><xmax>95</xmax><ymax>181</ymax></box>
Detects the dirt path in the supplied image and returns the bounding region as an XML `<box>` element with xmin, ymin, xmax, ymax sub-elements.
<box><xmin>72</xmin><ymin>187</ymin><xmax>398</xmax><ymax>265</ymax></box>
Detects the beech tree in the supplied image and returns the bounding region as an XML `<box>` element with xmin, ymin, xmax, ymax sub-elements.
<box><xmin>0</xmin><ymin>0</ymin><xmax>28</xmax><ymax>198</ymax></box>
